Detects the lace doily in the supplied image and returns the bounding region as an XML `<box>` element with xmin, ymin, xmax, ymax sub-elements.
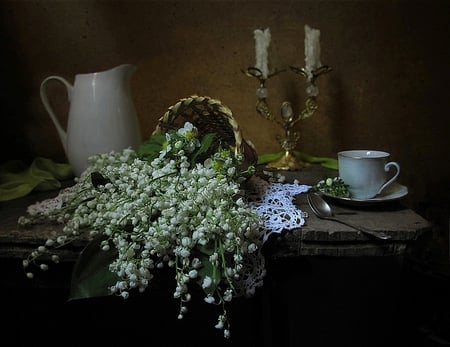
<box><xmin>235</xmin><ymin>249</ymin><xmax>266</xmax><ymax>298</ymax></box>
<box><xmin>246</xmin><ymin>175</ymin><xmax>311</xmax><ymax>243</ymax></box>
<box><xmin>236</xmin><ymin>175</ymin><xmax>310</xmax><ymax>296</ymax></box>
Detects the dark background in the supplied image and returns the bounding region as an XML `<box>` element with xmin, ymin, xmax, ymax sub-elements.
<box><xmin>1</xmin><ymin>1</ymin><xmax>449</xmax><ymax>346</ymax></box>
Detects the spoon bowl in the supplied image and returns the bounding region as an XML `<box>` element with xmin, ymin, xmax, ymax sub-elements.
<box><xmin>307</xmin><ymin>192</ymin><xmax>391</xmax><ymax>240</ymax></box>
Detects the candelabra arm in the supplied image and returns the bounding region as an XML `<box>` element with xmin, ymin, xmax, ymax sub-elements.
<box><xmin>243</xmin><ymin>67</ymin><xmax>286</xmax><ymax>80</ymax></box>
<box><xmin>256</xmin><ymin>97</ymin><xmax>275</xmax><ymax>121</ymax></box>
<box><xmin>244</xmin><ymin>66</ymin><xmax>287</xmax><ymax>123</ymax></box>
<box><xmin>290</xmin><ymin>65</ymin><xmax>332</xmax><ymax>84</ymax></box>
<box><xmin>297</xmin><ymin>96</ymin><xmax>318</xmax><ymax>122</ymax></box>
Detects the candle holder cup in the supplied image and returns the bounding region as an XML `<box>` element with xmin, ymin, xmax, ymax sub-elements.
<box><xmin>244</xmin><ymin>64</ymin><xmax>331</xmax><ymax>171</ymax></box>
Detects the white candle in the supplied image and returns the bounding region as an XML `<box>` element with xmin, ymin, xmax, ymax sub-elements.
<box><xmin>254</xmin><ymin>28</ymin><xmax>271</xmax><ymax>79</ymax></box>
<box><xmin>304</xmin><ymin>24</ymin><xmax>321</xmax><ymax>76</ymax></box>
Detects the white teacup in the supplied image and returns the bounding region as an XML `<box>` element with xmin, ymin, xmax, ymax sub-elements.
<box><xmin>338</xmin><ymin>150</ymin><xmax>400</xmax><ymax>200</ymax></box>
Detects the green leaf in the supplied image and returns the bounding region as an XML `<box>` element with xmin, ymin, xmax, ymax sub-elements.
<box><xmin>196</xmin><ymin>256</ymin><xmax>221</xmax><ymax>296</ymax></box>
<box><xmin>190</xmin><ymin>133</ymin><xmax>216</xmax><ymax>166</ymax></box>
<box><xmin>68</xmin><ymin>235</ymin><xmax>119</xmax><ymax>301</ymax></box>
<box><xmin>257</xmin><ymin>152</ymin><xmax>283</xmax><ymax>164</ymax></box>
<box><xmin>257</xmin><ymin>151</ymin><xmax>339</xmax><ymax>170</ymax></box>
<box><xmin>197</xmin><ymin>242</ymin><xmax>214</xmax><ymax>256</ymax></box>
<box><xmin>90</xmin><ymin>171</ymin><xmax>110</xmax><ymax>187</ymax></box>
<box><xmin>137</xmin><ymin>134</ymin><xmax>166</xmax><ymax>162</ymax></box>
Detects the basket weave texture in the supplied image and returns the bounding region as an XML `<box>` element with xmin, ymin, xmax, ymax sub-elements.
<box><xmin>153</xmin><ymin>95</ymin><xmax>257</xmax><ymax>169</ymax></box>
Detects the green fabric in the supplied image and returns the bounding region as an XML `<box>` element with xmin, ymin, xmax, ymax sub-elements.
<box><xmin>0</xmin><ymin>157</ymin><xmax>73</xmax><ymax>202</ymax></box>
<box><xmin>257</xmin><ymin>151</ymin><xmax>339</xmax><ymax>170</ymax></box>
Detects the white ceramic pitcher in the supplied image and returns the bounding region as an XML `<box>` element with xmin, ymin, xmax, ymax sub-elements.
<box><xmin>40</xmin><ymin>64</ymin><xmax>142</xmax><ymax>177</ymax></box>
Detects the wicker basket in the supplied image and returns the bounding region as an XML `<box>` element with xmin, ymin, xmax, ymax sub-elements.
<box><xmin>153</xmin><ymin>95</ymin><xmax>257</xmax><ymax>171</ymax></box>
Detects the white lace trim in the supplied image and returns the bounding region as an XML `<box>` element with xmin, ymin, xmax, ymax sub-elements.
<box><xmin>237</xmin><ymin>176</ymin><xmax>310</xmax><ymax>296</ymax></box>
<box><xmin>247</xmin><ymin>175</ymin><xmax>311</xmax><ymax>243</ymax></box>
<box><xmin>25</xmin><ymin>185</ymin><xmax>76</xmax><ymax>216</ymax></box>
<box><xmin>235</xmin><ymin>249</ymin><xmax>267</xmax><ymax>298</ymax></box>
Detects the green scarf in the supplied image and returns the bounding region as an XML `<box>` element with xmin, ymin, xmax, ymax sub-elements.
<box><xmin>0</xmin><ymin>157</ymin><xmax>73</xmax><ymax>202</ymax></box>
<box><xmin>257</xmin><ymin>151</ymin><xmax>338</xmax><ymax>170</ymax></box>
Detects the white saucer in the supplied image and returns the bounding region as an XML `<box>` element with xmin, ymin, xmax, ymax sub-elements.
<box><xmin>322</xmin><ymin>182</ymin><xmax>408</xmax><ymax>206</ymax></box>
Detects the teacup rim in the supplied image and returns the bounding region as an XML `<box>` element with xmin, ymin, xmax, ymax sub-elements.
<box><xmin>338</xmin><ymin>149</ymin><xmax>390</xmax><ymax>159</ymax></box>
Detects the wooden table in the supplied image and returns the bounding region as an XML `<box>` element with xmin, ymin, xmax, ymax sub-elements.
<box><xmin>268</xmin><ymin>194</ymin><xmax>431</xmax><ymax>258</ymax></box>
<box><xmin>264</xmin><ymin>165</ymin><xmax>431</xmax><ymax>257</ymax></box>
<box><xmin>0</xmin><ymin>164</ymin><xmax>434</xmax><ymax>347</ymax></box>
<box><xmin>0</xmin><ymin>164</ymin><xmax>431</xmax><ymax>261</ymax></box>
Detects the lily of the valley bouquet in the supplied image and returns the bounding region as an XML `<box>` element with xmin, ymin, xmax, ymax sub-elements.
<box><xmin>19</xmin><ymin>121</ymin><xmax>266</xmax><ymax>339</ymax></box>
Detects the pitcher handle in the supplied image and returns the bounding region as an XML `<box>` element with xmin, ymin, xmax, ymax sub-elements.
<box><xmin>376</xmin><ymin>161</ymin><xmax>400</xmax><ymax>196</ymax></box>
<box><xmin>40</xmin><ymin>76</ymin><xmax>73</xmax><ymax>153</ymax></box>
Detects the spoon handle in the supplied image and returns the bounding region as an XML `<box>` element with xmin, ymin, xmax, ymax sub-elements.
<box><xmin>328</xmin><ymin>217</ymin><xmax>392</xmax><ymax>240</ymax></box>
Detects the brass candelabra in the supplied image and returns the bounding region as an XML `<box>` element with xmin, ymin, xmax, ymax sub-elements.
<box><xmin>244</xmin><ymin>64</ymin><xmax>331</xmax><ymax>170</ymax></box>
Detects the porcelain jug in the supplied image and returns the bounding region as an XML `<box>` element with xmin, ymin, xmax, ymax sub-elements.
<box><xmin>40</xmin><ymin>64</ymin><xmax>142</xmax><ymax>177</ymax></box>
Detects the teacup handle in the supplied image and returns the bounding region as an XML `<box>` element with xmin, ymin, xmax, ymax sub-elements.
<box><xmin>376</xmin><ymin>161</ymin><xmax>400</xmax><ymax>196</ymax></box>
<box><xmin>40</xmin><ymin>76</ymin><xmax>73</xmax><ymax>153</ymax></box>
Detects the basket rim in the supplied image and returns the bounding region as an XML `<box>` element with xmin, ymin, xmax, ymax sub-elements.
<box><xmin>152</xmin><ymin>95</ymin><xmax>246</xmax><ymax>156</ymax></box>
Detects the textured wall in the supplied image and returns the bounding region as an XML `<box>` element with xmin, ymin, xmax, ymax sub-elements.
<box><xmin>1</xmin><ymin>0</ymin><xmax>449</xmax><ymax>256</ymax></box>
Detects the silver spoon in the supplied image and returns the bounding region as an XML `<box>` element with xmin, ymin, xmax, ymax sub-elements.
<box><xmin>307</xmin><ymin>192</ymin><xmax>391</xmax><ymax>240</ymax></box>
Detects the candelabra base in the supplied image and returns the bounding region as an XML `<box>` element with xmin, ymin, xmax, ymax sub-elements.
<box><xmin>265</xmin><ymin>151</ymin><xmax>309</xmax><ymax>171</ymax></box>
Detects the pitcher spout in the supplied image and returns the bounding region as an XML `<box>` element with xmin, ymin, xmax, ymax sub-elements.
<box><xmin>109</xmin><ymin>63</ymin><xmax>137</xmax><ymax>79</ymax></box>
